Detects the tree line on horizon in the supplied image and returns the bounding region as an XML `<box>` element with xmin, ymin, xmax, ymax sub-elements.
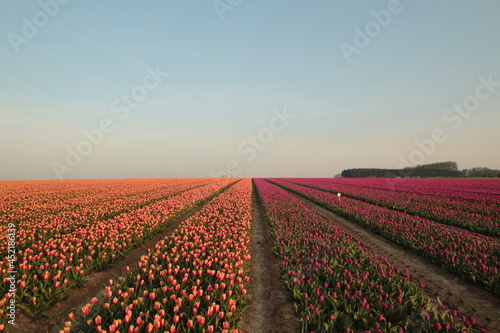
<box><xmin>339</xmin><ymin>161</ymin><xmax>500</xmax><ymax>178</ymax></box>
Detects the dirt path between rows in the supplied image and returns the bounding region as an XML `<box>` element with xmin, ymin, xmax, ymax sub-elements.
<box><xmin>288</xmin><ymin>190</ymin><xmax>500</xmax><ymax>333</ymax></box>
<box><xmin>240</xmin><ymin>186</ymin><xmax>300</xmax><ymax>333</ymax></box>
<box><xmin>11</xmin><ymin>183</ymin><xmax>236</xmax><ymax>333</ymax></box>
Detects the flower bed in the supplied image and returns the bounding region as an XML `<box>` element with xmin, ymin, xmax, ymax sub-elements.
<box><xmin>268</xmin><ymin>179</ymin><xmax>500</xmax><ymax>296</ymax></box>
<box><xmin>283</xmin><ymin>178</ymin><xmax>500</xmax><ymax>237</ymax></box>
<box><xmin>0</xmin><ymin>179</ymin><xmax>231</xmax><ymax>322</ymax></box>
<box><xmin>255</xmin><ymin>179</ymin><xmax>486</xmax><ymax>332</ymax></box>
<box><xmin>63</xmin><ymin>179</ymin><xmax>253</xmax><ymax>333</ymax></box>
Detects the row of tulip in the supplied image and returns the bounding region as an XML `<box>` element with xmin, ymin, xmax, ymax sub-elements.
<box><xmin>0</xmin><ymin>180</ymin><xmax>219</xmax><ymax>254</ymax></box>
<box><xmin>268</xmin><ymin>179</ymin><xmax>500</xmax><ymax>296</ymax></box>
<box><xmin>254</xmin><ymin>179</ymin><xmax>485</xmax><ymax>332</ymax></box>
<box><xmin>0</xmin><ymin>179</ymin><xmax>208</xmax><ymax>222</ymax></box>
<box><xmin>282</xmin><ymin>179</ymin><xmax>500</xmax><ymax>237</ymax></box>
<box><xmin>0</xmin><ymin>178</ymin><xmax>222</xmax><ymax>275</ymax></box>
<box><xmin>62</xmin><ymin>178</ymin><xmax>253</xmax><ymax>333</ymax></box>
<box><xmin>319</xmin><ymin>178</ymin><xmax>500</xmax><ymax>202</ymax></box>
<box><xmin>0</xmin><ymin>179</ymin><xmax>216</xmax><ymax>249</ymax></box>
<box><xmin>0</xmin><ymin>179</ymin><xmax>232</xmax><ymax>322</ymax></box>
<box><xmin>355</xmin><ymin>177</ymin><xmax>496</xmax><ymax>209</ymax></box>
<box><xmin>309</xmin><ymin>178</ymin><xmax>500</xmax><ymax>215</ymax></box>
<box><xmin>0</xmin><ymin>178</ymin><xmax>219</xmax><ymax>262</ymax></box>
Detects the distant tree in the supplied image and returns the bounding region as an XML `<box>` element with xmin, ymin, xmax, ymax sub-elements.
<box><xmin>341</xmin><ymin>161</ymin><xmax>463</xmax><ymax>178</ymax></box>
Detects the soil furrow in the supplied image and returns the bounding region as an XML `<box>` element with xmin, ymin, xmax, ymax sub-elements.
<box><xmin>287</xmin><ymin>189</ymin><xmax>500</xmax><ymax>333</ymax></box>
<box><xmin>240</xmin><ymin>184</ymin><xmax>299</xmax><ymax>333</ymax></box>
<box><xmin>11</xmin><ymin>181</ymin><xmax>238</xmax><ymax>333</ymax></box>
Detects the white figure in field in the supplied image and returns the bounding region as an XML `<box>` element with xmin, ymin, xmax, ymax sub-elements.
<box><xmin>337</xmin><ymin>192</ymin><xmax>341</xmax><ymax>201</ymax></box>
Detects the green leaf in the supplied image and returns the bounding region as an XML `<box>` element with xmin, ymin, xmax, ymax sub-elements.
<box><xmin>494</xmin><ymin>284</ymin><xmax>500</xmax><ymax>296</ymax></box>
<box><xmin>340</xmin><ymin>316</ymin><xmax>354</xmax><ymax>329</ymax></box>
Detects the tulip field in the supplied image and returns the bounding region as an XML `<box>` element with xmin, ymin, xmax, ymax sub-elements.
<box><xmin>0</xmin><ymin>179</ymin><xmax>233</xmax><ymax>328</ymax></box>
<box><xmin>1</xmin><ymin>177</ymin><xmax>498</xmax><ymax>332</ymax></box>
<box><xmin>254</xmin><ymin>179</ymin><xmax>488</xmax><ymax>332</ymax></box>
<box><xmin>276</xmin><ymin>178</ymin><xmax>500</xmax><ymax>237</ymax></box>
<box><xmin>267</xmin><ymin>179</ymin><xmax>500</xmax><ymax>295</ymax></box>
<box><xmin>63</xmin><ymin>178</ymin><xmax>253</xmax><ymax>333</ymax></box>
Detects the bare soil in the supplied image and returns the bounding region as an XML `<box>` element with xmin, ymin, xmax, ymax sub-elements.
<box><xmin>239</xmin><ymin>186</ymin><xmax>300</xmax><ymax>333</ymax></box>
<box><xmin>11</xmin><ymin>187</ymin><xmax>231</xmax><ymax>333</ymax></box>
<box><xmin>289</xmin><ymin>190</ymin><xmax>500</xmax><ymax>333</ymax></box>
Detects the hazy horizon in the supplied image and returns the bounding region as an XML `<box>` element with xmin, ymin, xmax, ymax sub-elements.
<box><xmin>1</xmin><ymin>1</ymin><xmax>499</xmax><ymax>181</ymax></box>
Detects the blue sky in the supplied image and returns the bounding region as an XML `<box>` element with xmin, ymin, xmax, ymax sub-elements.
<box><xmin>1</xmin><ymin>1</ymin><xmax>499</xmax><ymax>180</ymax></box>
